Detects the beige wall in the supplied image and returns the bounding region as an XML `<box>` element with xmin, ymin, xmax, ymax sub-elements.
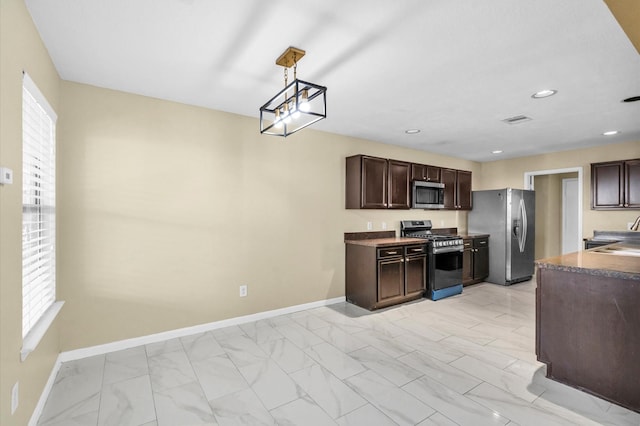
<box><xmin>534</xmin><ymin>173</ymin><xmax>578</xmax><ymax>260</ymax></box>
<box><xmin>0</xmin><ymin>0</ymin><xmax>62</xmax><ymax>424</ymax></box>
<box><xmin>2</xmin><ymin>2</ymin><xmax>640</xmax><ymax>423</ymax></box>
<box><xmin>57</xmin><ymin>81</ymin><xmax>479</xmax><ymax>351</ymax></box>
<box><xmin>479</xmin><ymin>141</ymin><xmax>640</xmax><ymax>239</ymax></box>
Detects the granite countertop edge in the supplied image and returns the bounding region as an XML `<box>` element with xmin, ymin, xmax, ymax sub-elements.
<box><xmin>345</xmin><ymin>237</ymin><xmax>427</xmax><ymax>247</ymax></box>
<box><xmin>535</xmin><ymin>262</ymin><xmax>640</xmax><ymax>281</ymax></box>
<box><xmin>536</xmin><ymin>241</ymin><xmax>640</xmax><ymax>281</ymax></box>
<box><xmin>458</xmin><ymin>233</ymin><xmax>490</xmax><ymax>239</ymax></box>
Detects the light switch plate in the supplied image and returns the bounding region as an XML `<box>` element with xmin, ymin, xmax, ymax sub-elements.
<box><xmin>0</xmin><ymin>167</ymin><xmax>13</xmax><ymax>185</ymax></box>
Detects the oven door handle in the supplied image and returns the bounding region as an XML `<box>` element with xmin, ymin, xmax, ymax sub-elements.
<box><xmin>432</xmin><ymin>246</ymin><xmax>464</xmax><ymax>255</ymax></box>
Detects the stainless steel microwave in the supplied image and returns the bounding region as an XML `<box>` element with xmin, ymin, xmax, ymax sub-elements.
<box><xmin>412</xmin><ymin>181</ymin><xmax>445</xmax><ymax>209</ymax></box>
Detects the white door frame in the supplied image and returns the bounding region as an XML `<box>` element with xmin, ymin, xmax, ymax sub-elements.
<box><xmin>524</xmin><ymin>167</ymin><xmax>583</xmax><ymax>252</ymax></box>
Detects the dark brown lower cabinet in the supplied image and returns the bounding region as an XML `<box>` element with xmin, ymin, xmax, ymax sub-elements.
<box><xmin>378</xmin><ymin>256</ymin><xmax>404</xmax><ymax>302</ymax></box>
<box><xmin>462</xmin><ymin>236</ymin><xmax>489</xmax><ymax>286</ymax></box>
<box><xmin>536</xmin><ymin>266</ymin><xmax>640</xmax><ymax>412</ymax></box>
<box><xmin>346</xmin><ymin>243</ymin><xmax>427</xmax><ymax>310</ymax></box>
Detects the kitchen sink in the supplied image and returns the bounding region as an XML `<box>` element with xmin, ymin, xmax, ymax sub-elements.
<box><xmin>592</xmin><ymin>246</ymin><xmax>640</xmax><ymax>257</ymax></box>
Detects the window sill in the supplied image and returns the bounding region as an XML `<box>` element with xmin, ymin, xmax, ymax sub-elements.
<box><xmin>21</xmin><ymin>301</ymin><xmax>65</xmax><ymax>362</ymax></box>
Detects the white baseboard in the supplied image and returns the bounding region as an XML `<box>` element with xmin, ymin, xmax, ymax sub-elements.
<box><xmin>28</xmin><ymin>355</ymin><xmax>62</xmax><ymax>426</ymax></box>
<box><xmin>29</xmin><ymin>296</ymin><xmax>345</xmax><ymax>425</ymax></box>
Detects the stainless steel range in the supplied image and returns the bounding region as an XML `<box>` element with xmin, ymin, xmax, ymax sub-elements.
<box><xmin>401</xmin><ymin>220</ymin><xmax>464</xmax><ymax>300</ymax></box>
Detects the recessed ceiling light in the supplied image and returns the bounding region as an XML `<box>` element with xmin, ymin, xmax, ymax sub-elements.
<box><xmin>531</xmin><ymin>89</ymin><xmax>557</xmax><ymax>99</ymax></box>
<box><xmin>492</xmin><ymin>150</ymin><xmax>503</xmax><ymax>154</ymax></box>
<box><xmin>603</xmin><ymin>130</ymin><xmax>620</xmax><ymax>136</ymax></box>
<box><xmin>405</xmin><ymin>129</ymin><xmax>421</xmax><ymax>134</ymax></box>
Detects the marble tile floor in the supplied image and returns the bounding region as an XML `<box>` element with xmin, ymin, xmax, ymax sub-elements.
<box><xmin>37</xmin><ymin>279</ymin><xmax>640</xmax><ymax>426</ymax></box>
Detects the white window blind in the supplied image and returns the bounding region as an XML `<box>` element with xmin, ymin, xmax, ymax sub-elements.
<box><xmin>22</xmin><ymin>73</ymin><xmax>57</xmax><ymax>339</ymax></box>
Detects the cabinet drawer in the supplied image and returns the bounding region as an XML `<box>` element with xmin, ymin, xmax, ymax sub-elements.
<box><xmin>404</xmin><ymin>245</ymin><xmax>427</xmax><ymax>256</ymax></box>
<box><xmin>377</xmin><ymin>247</ymin><xmax>403</xmax><ymax>259</ymax></box>
<box><xmin>473</xmin><ymin>237</ymin><xmax>489</xmax><ymax>248</ymax></box>
<box><xmin>463</xmin><ymin>240</ymin><xmax>472</xmax><ymax>249</ymax></box>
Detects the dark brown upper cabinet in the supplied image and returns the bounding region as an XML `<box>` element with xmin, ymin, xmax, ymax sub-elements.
<box><xmin>442</xmin><ymin>168</ymin><xmax>472</xmax><ymax>210</ymax></box>
<box><xmin>591</xmin><ymin>159</ymin><xmax>640</xmax><ymax>209</ymax></box>
<box><xmin>410</xmin><ymin>163</ymin><xmax>441</xmax><ymax>183</ymax></box>
<box><xmin>346</xmin><ymin>155</ymin><xmax>410</xmax><ymax>209</ymax></box>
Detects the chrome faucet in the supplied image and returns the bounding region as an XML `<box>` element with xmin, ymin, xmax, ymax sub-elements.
<box><xmin>632</xmin><ymin>215</ymin><xmax>640</xmax><ymax>231</ymax></box>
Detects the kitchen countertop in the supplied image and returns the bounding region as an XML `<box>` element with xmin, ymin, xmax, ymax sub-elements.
<box><xmin>344</xmin><ymin>237</ymin><xmax>426</xmax><ymax>247</ymax></box>
<box><xmin>458</xmin><ymin>232</ymin><xmax>490</xmax><ymax>239</ymax></box>
<box><xmin>535</xmin><ymin>242</ymin><xmax>640</xmax><ymax>281</ymax></box>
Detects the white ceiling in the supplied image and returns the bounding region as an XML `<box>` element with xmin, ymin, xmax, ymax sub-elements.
<box><xmin>25</xmin><ymin>0</ymin><xmax>640</xmax><ymax>162</ymax></box>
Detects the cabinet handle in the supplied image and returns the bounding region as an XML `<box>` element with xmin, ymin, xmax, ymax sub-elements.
<box><xmin>400</xmin><ymin>259</ymin><xmax>405</xmax><ymax>262</ymax></box>
<box><xmin>387</xmin><ymin>251</ymin><xmax>398</xmax><ymax>255</ymax></box>
<box><xmin>411</xmin><ymin>248</ymin><xmax>423</xmax><ymax>252</ymax></box>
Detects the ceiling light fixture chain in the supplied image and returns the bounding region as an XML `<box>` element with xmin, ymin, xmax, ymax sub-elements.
<box><xmin>293</xmin><ymin>51</ymin><xmax>298</xmax><ymax>80</ymax></box>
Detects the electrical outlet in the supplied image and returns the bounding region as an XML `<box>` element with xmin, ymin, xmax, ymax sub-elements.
<box><xmin>381</xmin><ymin>222</ymin><xmax>387</xmax><ymax>230</ymax></box>
<box><xmin>11</xmin><ymin>382</ymin><xmax>18</xmax><ymax>415</ymax></box>
<box><xmin>367</xmin><ymin>221</ymin><xmax>373</xmax><ymax>230</ymax></box>
<box><xmin>239</xmin><ymin>285</ymin><xmax>248</xmax><ymax>297</ymax></box>
<box><xmin>0</xmin><ymin>167</ymin><xmax>13</xmax><ymax>185</ymax></box>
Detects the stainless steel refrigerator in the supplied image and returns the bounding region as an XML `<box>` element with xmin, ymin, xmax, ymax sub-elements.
<box><xmin>468</xmin><ymin>188</ymin><xmax>535</xmax><ymax>285</ymax></box>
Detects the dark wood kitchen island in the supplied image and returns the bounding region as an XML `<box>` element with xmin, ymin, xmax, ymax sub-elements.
<box><xmin>535</xmin><ymin>242</ymin><xmax>640</xmax><ymax>413</ymax></box>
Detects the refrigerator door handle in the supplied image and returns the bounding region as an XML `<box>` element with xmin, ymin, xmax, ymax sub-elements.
<box><xmin>518</xmin><ymin>198</ymin><xmax>527</xmax><ymax>253</ymax></box>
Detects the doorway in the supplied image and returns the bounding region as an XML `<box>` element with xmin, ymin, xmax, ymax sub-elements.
<box><xmin>562</xmin><ymin>178</ymin><xmax>580</xmax><ymax>254</ymax></box>
<box><xmin>524</xmin><ymin>167</ymin><xmax>583</xmax><ymax>259</ymax></box>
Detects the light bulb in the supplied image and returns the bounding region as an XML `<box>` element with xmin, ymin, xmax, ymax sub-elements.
<box><xmin>273</xmin><ymin>109</ymin><xmax>282</xmax><ymax>129</ymax></box>
<box><xmin>299</xmin><ymin>89</ymin><xmax>310</xmax><ymax>112</ymax></box>
<box><xmin>291</xmin><ymin>101</ymin><xmax>301</xmax><ymax>119</ymax></box>
<box><xmin>283</xmin><ymin>104</ymin><xmax>292</xmax><ymax>124</ymax></box>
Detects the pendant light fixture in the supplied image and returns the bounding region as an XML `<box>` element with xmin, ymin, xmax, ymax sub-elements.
<box><xmin>260</xmin><ymin>47</ymin><xmax>327</xmax><ymax>137</ymax></box>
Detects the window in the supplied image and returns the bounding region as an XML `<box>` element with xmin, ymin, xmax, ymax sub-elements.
<box><xmin>22</xmin><ymin>73</ymin><xmax>60</xmax><ymax>353</ymax></box>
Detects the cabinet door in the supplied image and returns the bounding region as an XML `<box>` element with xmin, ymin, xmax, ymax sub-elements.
<box><xmin>625</xmin><ymin>160</ymin><xmax>640</xmax><ymax>208</ymax></box>
<box><xmin>362</xmin><ymin>156</ymin><xmax>388</xmax><ymax>208</ymax></box>
<box><xmin>474</xmin><ymin>246</ymin><xmax>489</xmax><ymax>280</ymax></box>
<box><xmin>405</xmin><ymin>255</ymin><xmax>426</xmax><ymax>295</ymax></box>
<box><xmin>457</xmin><ymin>170</ymin><xmax>472</xmax><ymax>210</ymax></box>
<box><xmin>411</xmin><ymin>163</ymin><xmax>427</xmax><ymax>181</ymax></box>
<box><xmin>591</xmin><ymin>162</ymin><xmax>624</xmax><ymax>209</ymax></box>
<box><xmin>441</xmin><ymin>168</ymin><xmax>457</xmax><ymax>209</ymax></box>
<box><xmin>426</xmin><ymin>166</ymin><xmax>441</xmax><ymax>183</ymax></box>
<box><xmin>378</xmin><ymin>259</ymin><xmax>404</xmax><ymax>301</ymax></box>
<box><xmin>411</xmin><ymin>164</ymin><xmax>441</xmax><ymax>182</ymax></box>
<box><xmin>388</xmin><ymin>160</ymin><xmax>410</xmax><ymax>209</ymax></box>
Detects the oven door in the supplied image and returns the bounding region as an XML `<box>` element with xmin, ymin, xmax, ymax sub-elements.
<box><xmin>430</xmin><ymin>248</ymin><xmax>464</xmax><ymax>291</ymax></box>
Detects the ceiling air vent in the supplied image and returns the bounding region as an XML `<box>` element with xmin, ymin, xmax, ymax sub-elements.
<box><xmin>502</xmin><ymin>115</ymin><xmax>532</xmax><ymax>125</ymax></box>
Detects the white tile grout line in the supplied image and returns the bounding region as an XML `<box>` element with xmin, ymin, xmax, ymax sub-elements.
<box><xmin>28</xmin><ymin>296</ymin><xmax>345</xmax><ymax>425</ymax></box>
